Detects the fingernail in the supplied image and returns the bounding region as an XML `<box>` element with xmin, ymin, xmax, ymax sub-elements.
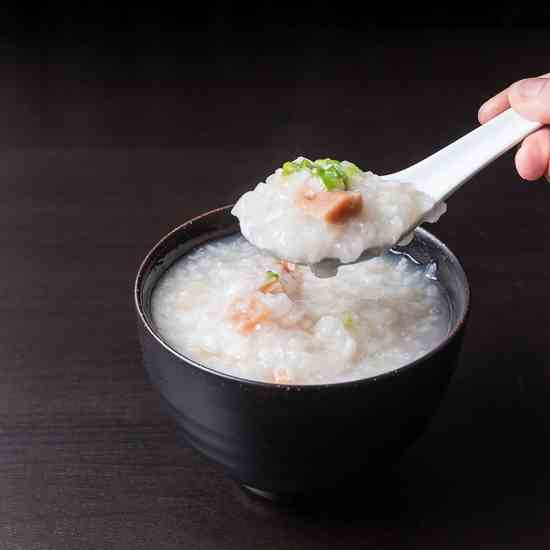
<box><xmin>478</xmin><ymin>101</ymin><xmax>491</xmax><ymax>122</ymax></box>
<box><xmin>517</xmin><ymin>78</ymin><xmax>546</xmax><ymax>98</ymax></box>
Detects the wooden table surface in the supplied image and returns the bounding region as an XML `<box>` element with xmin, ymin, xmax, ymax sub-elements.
<box><xmin>2</xmin><ymin>22</ymin><xmax>550</xmax><ymax>549</ymax></box>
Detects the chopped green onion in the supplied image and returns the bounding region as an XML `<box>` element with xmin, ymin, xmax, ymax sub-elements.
<box><xmin>314</xmin><ymin>158</ymin><xmax>336</xmax><ymax>168</ymax></box>
<box><xmin>282</xmin><ymin>158</ymin><xmax>314</xmax><ymax>175</ymax></box>
<box><xmin>282</xmin><ymin>161</ymin><xmax>298</xmax><ymax>176</ymax></box>
<box><xmin>320</xmin><ymin>166</ymin><xmax>346</xmax><ymax>191</ymax></box>
<box><xmin>342</xmin><ymin>311</ymin><xmax>354</xmax><ymax>329</ymax></box>
<box><xmin>342</xmin><ymin>161</ymin><xmax>361</xmax><ymax>178</ymax></box>
<box><xmin>280</xmin><ymin>157</ymin><xmax>363</xmax><ymax>191</ymax></box>
<box><xmin>266</xmin><ymin>270</ymin><xmax>280</xmax><ymax>281</ymax></box>
<box><xmin>311</xmin><ymin>165</ymin><xmax>323</xmax><ymax>177</ymax></box>
<box><xmin>333</xmin><ymin>162</ymin><xmax>348</xmax><ymax>179</ymax></box>
<box><xmin>332</xmin><ymin>162</ymin><xmax>351</xmax><ymax>188</ymax></box>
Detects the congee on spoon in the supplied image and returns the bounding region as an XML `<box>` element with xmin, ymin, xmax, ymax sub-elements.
<box><xmin>232</xmin><ymin>157</ymin><xmax>446</xmax><ymax>265</ymax></box>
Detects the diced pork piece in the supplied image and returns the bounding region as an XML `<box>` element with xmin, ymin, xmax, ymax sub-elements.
<box><xmin>294</xmin><ymin>184</ymin><xmax>363</xmax><ymax>224</ymax></box>
<box><xmin>280</xmin><ymin>261</ymin><xmax>296</xmax><ymax>273</ymax></box>
<box><xmin>258</xmin><ymin>278</ymin><xmax>285</xmax><ymax>294</ymax></box>
<box><xmin>273</xmin><ymin>366</ymin><xmax>291</xmax><ymax>384</ymax></box>
<box><xmin>227</xmin><ymin>297</ymin><xmax>271</xmax><ymax>334</ymax></box>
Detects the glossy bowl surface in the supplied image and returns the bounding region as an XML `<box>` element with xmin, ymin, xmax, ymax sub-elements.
<box><xmin>135</xmin><ymin>206</ymin><xmax>470</xmax><ymax>497</ymax></box>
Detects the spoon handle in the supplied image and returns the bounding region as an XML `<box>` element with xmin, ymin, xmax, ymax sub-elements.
<box><xmin>385</xmin><ymin>109</ymin><xmax>543</xmax><ymax>202</ymax></box>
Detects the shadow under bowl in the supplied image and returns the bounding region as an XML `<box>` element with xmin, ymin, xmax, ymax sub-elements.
<box><xmin>134</xmin><ymin>205</ymin><xmax>470</xmax><ymax>499</ymax></box>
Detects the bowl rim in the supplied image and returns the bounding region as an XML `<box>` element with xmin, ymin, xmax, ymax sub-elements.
<box><xmin>134</xmin><ymin>205</ymin><xmax>470</xmax><ymax>390</ymax></box>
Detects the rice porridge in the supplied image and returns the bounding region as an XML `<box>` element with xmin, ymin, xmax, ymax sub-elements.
<box><xmin>151</xmin><ymin>236</ymin><xmax>450</xmax><ymax>385</ymax></box>
<box><xmin>232</xmin><ymin>157</ymin><xmax>446</xmax><ymax>265</ymax></box>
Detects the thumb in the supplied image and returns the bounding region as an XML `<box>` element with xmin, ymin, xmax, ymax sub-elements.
<box><xmin>509</xmin><ymin>77</ymin><xmax>550</xmax><ymax>124</ymax></box>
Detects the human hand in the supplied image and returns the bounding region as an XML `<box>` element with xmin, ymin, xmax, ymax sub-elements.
<box><xmin>478</xmin><ymin>75</ymin><xmax>550</xmax><ymax>182</ymax></box>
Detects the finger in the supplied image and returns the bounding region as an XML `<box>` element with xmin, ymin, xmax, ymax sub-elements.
<box><xmin>479</xmin><ymin>88</ymin><xmax>510</xmax><ymax>124</ymax></box>
<box><xmin>509</xmin><ymin>76</ymin><xmax>550</xmax><ymax>124</ymax></box>
<box><xmin>514</xmin><ymin>128</ymin><xmax>550</xmax><ymax>181</ymax></box>
<box><xmin>478</xmin><ymin>73</ymin><xmax>550</xmax><ymax>124</ymax></box>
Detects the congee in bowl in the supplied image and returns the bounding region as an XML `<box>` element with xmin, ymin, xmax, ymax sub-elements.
<box><xmin>151</xmin><ymin>235</ymin><xmax>450</xmax><ymax>385</ymax></box>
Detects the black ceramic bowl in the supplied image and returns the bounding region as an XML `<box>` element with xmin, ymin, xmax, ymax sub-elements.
<box><xmin>135</xmin><ymin>206</ymin><xmax>470</xmax><ymax>499</ymax></box>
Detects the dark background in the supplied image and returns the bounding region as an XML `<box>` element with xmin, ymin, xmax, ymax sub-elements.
<box><xmin>2</xmin><ymin>9</ymin><xmax>550</xmax><ymax>549</ymax></box>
